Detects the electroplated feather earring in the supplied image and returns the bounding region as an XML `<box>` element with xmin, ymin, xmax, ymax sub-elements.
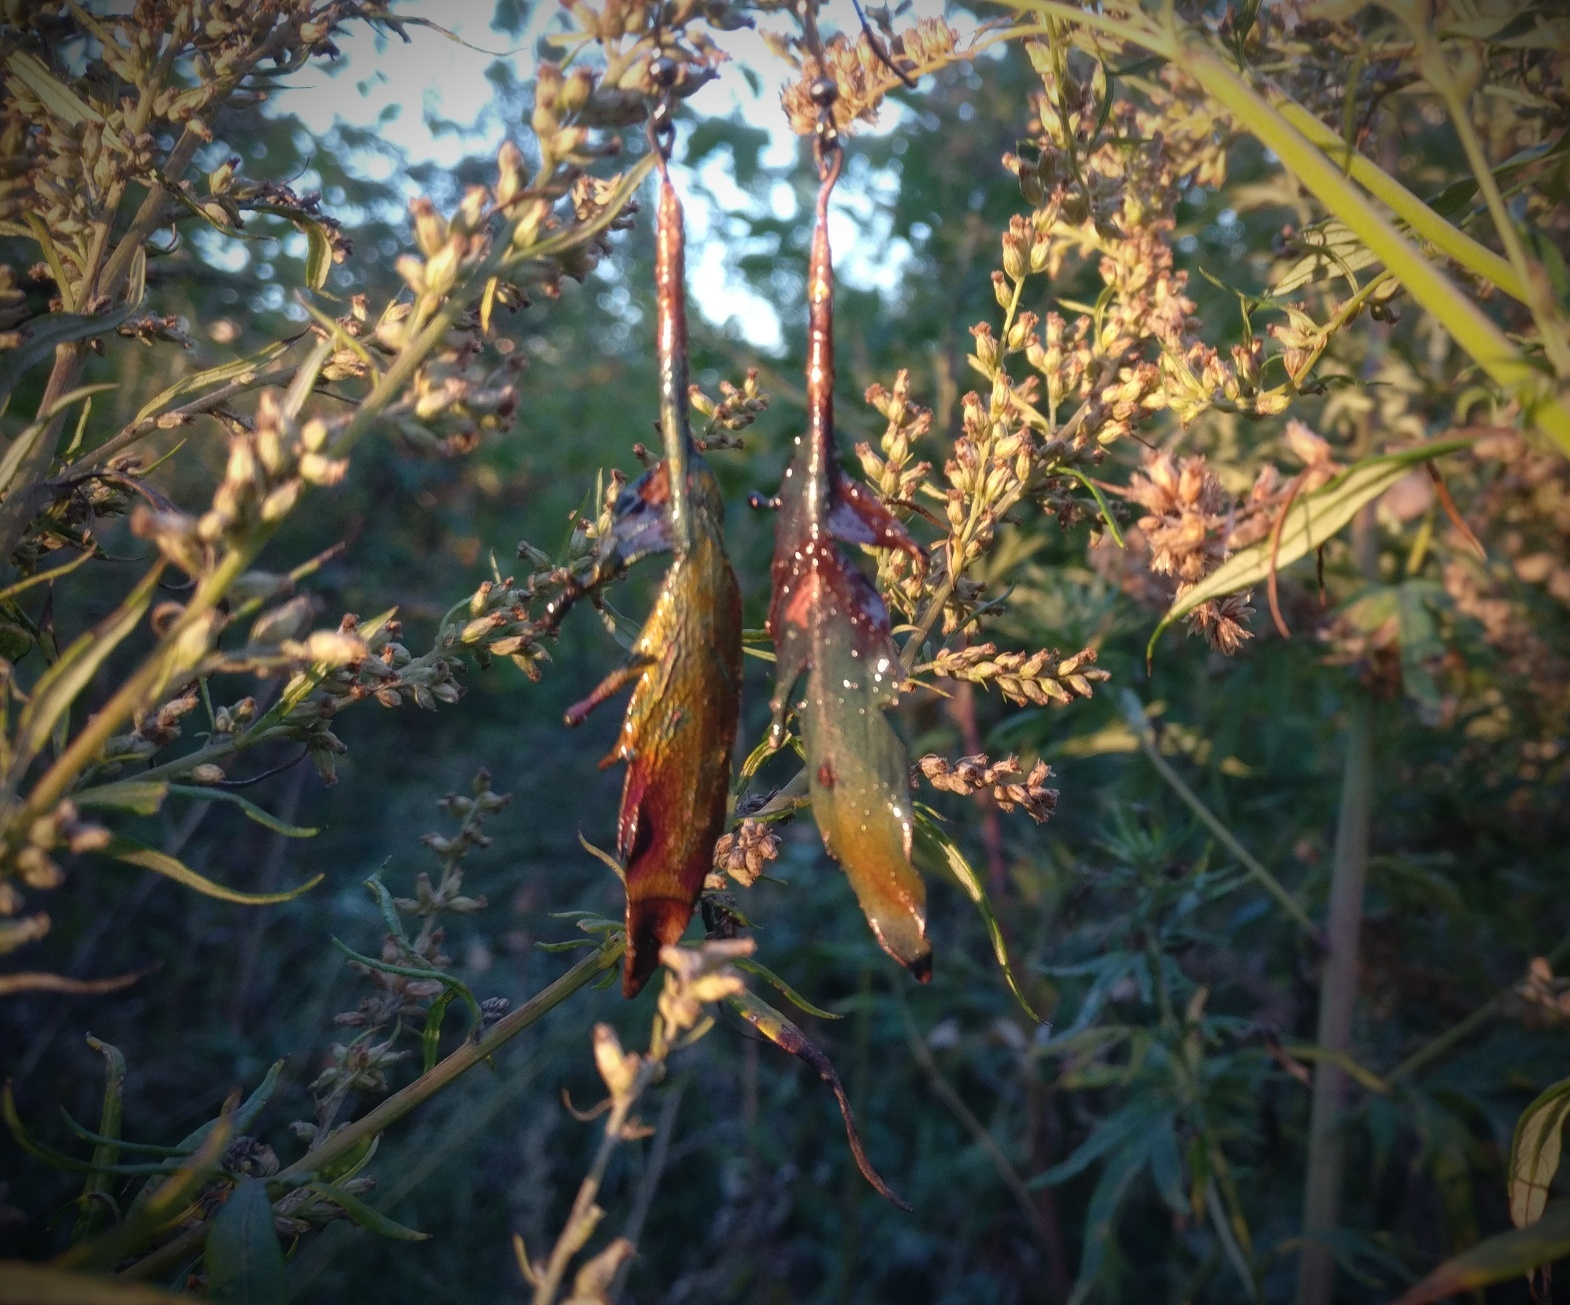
<box><xmin>565</xmin><ymin>58</ymin><xmax>743</xmax><ymax>997</ymax></box>
<box><xmin>765</xmin><ymin>72</ymin><xmax>932</xmax><ymax>981</ymax></box>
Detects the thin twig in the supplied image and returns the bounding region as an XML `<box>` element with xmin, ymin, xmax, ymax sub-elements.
<box><xmin>610</xmin><ymin>1079</ymin><xmax>685</xmax><ymax>1301</ymax></box>
<box><xmin>119</xmin><ymin>939</ymin><xmax>624</xmax><ymax>1281</ymax></box>
<box><xmin>1120</xmin><ymin>691</ymin><xmax>1323</xmax><ymax>945</ymax></box>
<box><xmin>902</xmin><ymin>1008</ymin><xmax>1057</xmax><ymax>1252</ymax></box>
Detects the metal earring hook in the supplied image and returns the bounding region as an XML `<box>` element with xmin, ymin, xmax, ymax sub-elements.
<box><xmin>647</xmin><ymin>54</ymin><xmax>678</xmax><ymax>166</ymax></box>
<box><xmin>798</xmin><ymin>2</ymin><xmax>841</xmax><ymax>178</ymax></box>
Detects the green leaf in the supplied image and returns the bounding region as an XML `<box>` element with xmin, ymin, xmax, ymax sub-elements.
<box><xmin>734</xmin><ymin>956</ymin><xmax>843</xmax><ymax>1020</ymax></box>
<box><xmin>912</xmin><ymin>811</ymin><xmax>1039</xmax><ymax>1021</ymax></box>
<box><xmin>101</xmin><ymin>837</ymin><xmax>322</xmax><ymax>905</ymax></box>
<box><xmin>363</xmin><ymin>873</ymin><xmax>408</xmax><ymax>942</ymax></box>
<box><xmin>0</xmin><ymin>299</ymin><xmax>144</xmax><ymax>401</ymax></box>
<box><xmin>0</xmin><ymin>1263</ymin><xmax>192</xmax><ymax>1304</ymax></box>
<box><xmin>1268</xmin><ymin>218</ymin><xmax>1379</xmax><ymax>296</ymax></box>
<box><xmin>422</xmin><ymin>989</ymin><xmax>457</xmax><ymax>1072</ymax></box>
<box><xmin>166</xmin><ymin>785</ymin><xmax>318</xmax><ymax>837</ymax></box>
<box><xmin>1394</xmin><ymin>1201</ymin><xmax>1570</xmax><ymax>1304</ymax></box>
<box><xmin>9</xmin><ymin>566</ymin><xmax>163</xmax><ymax>782</ymax></box>
<box><xmin>1067</xmin><ymin>1128</ymin><xmax>1153</xmax><ymax>1305</ymax></box>
<box><xmin>1510</xmin><ymin>1077</ymin><xmax>1570</xmax><ymax>1229</ymax></box>
<box><xmin>1274</xmin><ymin>96</ymin><xmax>1529</xmax><ymax>302</ymax></box>
<box><xmin>727</xmin><ymin>989</ymin><xmax>910</xmax><ymax>1210</ymax></box>
<box><xmin>3</xmin><ymin>1082</ymin><xmax>182</xmax><ymax>1178</ymax></box>
<box><xmin>303</xmin><ymin>220</ymin><xmax>333</xmax><ymax>292</ymax></box>
<box><xmin>306</xmin><ymin>1182</ymin><xmax>430</xmax><ymax>1241</ymax></box>
<box><xmin>58</xmin><ymin>1097</ymin><xmax>233</xmax><ymax>1273</ymax></box>
<box><xmin>0</xmin><ymin>548</ymin><xmax>96</xmax><ymax>605</ymax></box>
<box><xmin>1147</xmin><ymin>439</ymin><xmax>1474</xmax><ymax>662</ymax></box>
<box><xmin>74</xmin><ymin>780</ymin><xmax>169</xmax><ymax>816</ymax></box>
<box><xmin>5</xmin><ymin>51</ymin><xmax>103</xmax><ymax>126</ymax></box>
<box><xmin>206</xmin><ymin>1177</ymin><xmax>286</xmax><ymax>1305</ymax></box>
<box><xmin>1156</xmin><ymin>33</ymin><xmax>1570</xmax><ymax>455</ymax></box>
<box><xmin>132</xmin><ymin>339</ymin><xmax>290</xmax><ymax>425</ymax></box>
<box><xmin>1148</xmin><ymin>1115</ymin><xmax>1187</xmax><ymax>1214</ymax></box>
<box><xmin>72</xmin><ymin>1036</ymin><xmax>125</xmax><ymax>1243</ymax></box>
<box><xmin>315</xmin><ymin>1133</ymin><xmax>378</xmax><ymax>1185</ymax></box>
<box><xmin>1030</xmin><ymin>1099</ymin><xmax>1166</xmax><ymax>1189</ymax></box>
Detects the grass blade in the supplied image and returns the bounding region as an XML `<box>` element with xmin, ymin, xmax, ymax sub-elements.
<box><xmin>101</xmin><ymin>837</ymin><xmax>322</xmax><ymax>905</ymax></box>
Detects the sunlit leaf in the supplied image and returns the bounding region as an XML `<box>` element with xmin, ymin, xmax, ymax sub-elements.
<box><xmin>132</xmin><ymin>339</ymin><xmax>291</xmax><ymax>425</ymax></box>
<box><xmin>5</xmin><ymin>51</ymin><xmax>103</xmax><ymax>126</ymax></box>
<box><xmin>1510</xmin><ymin>1077</ymin><xmax>1570</xmax><ymax>1229</ymax></box>
<box><xmin>734</xmin><ymin>955</ymin><xmax>843</xmax><ymax>1021</ymax></box>
<box><xmin>727</xmin><ymin>988</ymin><xmax>911</xmax><ymax>1210</ymax></box>
<box><xmin>102</xmin><ymin>837</ymin><xmax>322</xmax><ymax>905</ymax></box>
<box><xmin>1148</xmin><ymin>439</ymin><xmax>1474</xmax><ymax>661</ymax></box>
<box><xmin>911</xmin><ymin>811</ymin><xmax>1038</xmax><ymax>1020</ymax></box>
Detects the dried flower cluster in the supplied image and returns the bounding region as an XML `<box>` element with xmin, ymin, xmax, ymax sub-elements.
<box><xmin>925</xmin><ymin>641</ymin><xmax>1108</xmax><ymax>708</ymax></box>
<box><xmin>1506</xmin><ymin>957</ymin><xmax>1570</xmax><ymax>1028</ymax></box>
<box><xmin>305</xmin><ymin>773</ymin><xmax>508</xmax><ymax>1144</ymax></box>
<box><xmin>777</xmin><ymin>18</ymin><xmax>963</xmax><ymax>134</ymax></box>
<box><xmin>916</xmin><ymin>753</ymin><xmax>1058</xmax><ymax>824</ymax></box>
<box><xmin>708</xmin><ymin>818</ymin><xmax>781</xmax><ymax>890</ymax></box>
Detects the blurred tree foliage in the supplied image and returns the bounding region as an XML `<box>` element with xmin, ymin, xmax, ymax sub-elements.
<box><xmin>2</xmin><ymin>2</ymin><xmax>1570</xmax><ymax>1303</ymax></box>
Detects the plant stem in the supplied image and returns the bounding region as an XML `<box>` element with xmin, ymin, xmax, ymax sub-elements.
<box><xmin>1406</xmin><ymin>23</ymin><xmax>1570</xmax><ymax>378</ymax></box>
<box><xmin>1387</xmin><ymin>924</ymin><xmax>1570</xmax><ymax>1085</ymax></box>
<box><xmin>1296</xmin><ymin>504</ymin><xmax>1378</xmax><ymax>1305</ymax></box>
<box><xmin>902</xmin><ymin>1007</ymin><xmax>1062</xmax><ymax>1264</ymax></box>
<box><xmin>1005</xmin><ymin>0</ymin><xmax>1570</xmax><ymax>459</ymax></box>
<box><xmin>1271</xmin><ymin>99</ymin><xmax>1524</xmax><ymax>303</ymax></box>
<box><xmin>532</xmin><ymin>1055</ymin><xmax>657</xmax><ymax>1305</ymax></box>
<box><xmin>281</xmin><ymin>939</ymin><xmax>622</xmax><ymax>1183</ymax></box>
<box><xmin>608</xmin><ymin>1079</ymin><xmax>684</xmax><ymax>1302</ymax></box>
<box><xmin>1120</xmin><ymin>691</ymin><xmax>1322</xmax><ymax>943</ymax></box>
<box><xmin>119</xmin><ymin>940</ymin><xmax>622</xmax><ymax>1282</ymax></box>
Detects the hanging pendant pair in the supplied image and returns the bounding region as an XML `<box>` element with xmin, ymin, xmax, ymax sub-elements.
<box><xmin>569</xmin><ymin>61</ymin><xmax>931</xmax><ymax>996</ymax></box>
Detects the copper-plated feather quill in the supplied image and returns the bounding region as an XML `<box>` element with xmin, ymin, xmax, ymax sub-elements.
<box><xmin>566</xmin><ymin>88</ymin><xmax>742</xmax><ymax>997</ymax></box>
<box><xmin>766</xmin><ymin>82</ymin><xmax>931</xmax><ymax>980</ymax></box>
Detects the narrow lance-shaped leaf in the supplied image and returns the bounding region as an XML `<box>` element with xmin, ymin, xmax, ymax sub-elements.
<box><xmin>101</xmin><ymin>836</ymin><xmax>322</xmax><ymax>906</ymax></box>
<box><xmin>564</xmin><ymin>155</ymin><xmax>742</xmax><ymax>997</ymax></box>
<box><xmin>727</xmin><ymin>988</ymin><xmax>911</xmax><ymax>1210</ymax></box>
<box><xmin>1147</xmin><ymin>438</ymin><xmax>1474</xmax><ymax>662</ymax></box>
<box><xmin>766</xmin><ymin>130</ymin><xmax>931</xmax><ymax>980</ymax></box>
<box><xmin>306</xmin><ymin>1182</ymin><xmax>430</xmax><ymax>1241</ymax></box>
<box><xmin>0</xmin><ymin>297</ymin><xmax>144</xmax><ymax>402</ymax></box>
<box><xmin>1394</xmin><ymin>1201</ymin><xmax>1570</xmax><ymax>1304</ymax></box>
<box><xmin>72</xmin><ymin>1036</ymin><xmax>125</xmax><ymax>1244</ymax></box>
<box><xmin>912</xmin><ymin>811</ymin><xmax>1037</xmax><ymax>1019</ymax></box>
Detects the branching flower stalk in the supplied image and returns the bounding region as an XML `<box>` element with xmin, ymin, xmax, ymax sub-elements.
<box><xmin>515</xmin><ymin>939</ymin><xmax>754</xmax><ymax>1305</ymax></box>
